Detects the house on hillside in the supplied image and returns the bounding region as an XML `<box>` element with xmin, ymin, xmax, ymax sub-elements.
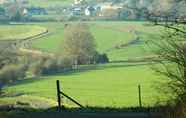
<box><xmin>71</xmin><ymin>7</ymin><xmax>82</xmax><ymax>16</ymax></box>
<box><xmin>74</xmin><ymin>0</ymin><xmax>85</xmax><ymax>5</ymax></box>
<box><xmin>21</xmin><ymin>7</ymin><xmax>28</xmax><ymax>16</ymax></box>
<box><xmin>99</xmin><ymin>2</ymin><xmax>123</xmax><ymax>11</ymax></box>
<box><xmin>84</xmin><ymin>6</ymin><xmax>97</xmax><ymax>16</ymax></box>
<box><xmin>97</xmin><ymin>2</ymin><xmax>123</xmax><ymax>17</ymax></box>
<box><xmin>27</xmin><ymin>7</ymin><xmax>47</xmax><ymax>15</ymax></box>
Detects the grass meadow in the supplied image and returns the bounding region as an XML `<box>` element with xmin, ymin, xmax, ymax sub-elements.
<box><xmin>0</xmin><ymin>21</ymin><xmax>169</xmax><ymax>108</ymax></box>
<box><xmin>0</xmin><ymin>25</ymin><xmax>47</xmax><ymax>40</ymax></box>
<box><xmin>3</xmin><ymin>63</ymin><xmax>168</xmax><ymax>108</ymax></box>
<box><xmin>31</xmin><ymin>21</ymin><xmax>163</xmax><ymax>61</ymax></box>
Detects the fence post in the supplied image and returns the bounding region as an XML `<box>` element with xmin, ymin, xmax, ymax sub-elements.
<box><xmin>138</xmin><ymin>84</ymin><xmax>142</xmax><ymax>108</ymax></box>
<box><xmin>56</xmin><ymin>80</ymin><xmax>61</xmax><ymax>111</ymax></box>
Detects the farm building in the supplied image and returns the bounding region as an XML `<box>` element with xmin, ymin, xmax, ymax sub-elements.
<box><xmin>84</xmin><ymin>6</ymin><xmax>96</xmax><ymax>16</ymax></box>
<box><xmin>97</xmin><ymin>2</ymin><xmax>123</xmax><ymax>17</ymax></box>
<box><xmin>27</xmin><ymin>7</ymin><xmax>47</xmax><ymax>15</ymax></box>
<box><xmin>99</xmin><ymin>2</ymin><xmax>123</xmax><ymax>11</ymax></box>
<box><xmin>71</xmin><ymin>7</ymin><xmax>82</xmax><ymax>16</ymax></box>
<box><xmin>74</xmin><ymin>0</ymin><xmax>84</xmax><ymax>5</ymax></box>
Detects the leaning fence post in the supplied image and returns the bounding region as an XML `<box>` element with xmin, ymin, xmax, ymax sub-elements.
<box><xmin>138</xmin><ymin>84</ymin><xmax>142</xmax><ymax>108</ymax></box>
<box><xmin>56</xmin><ymin>80</ymin><xmax>61</xmax><ymax>111</ymax></box>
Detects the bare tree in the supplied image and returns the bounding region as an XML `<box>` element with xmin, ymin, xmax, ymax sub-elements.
<box><xmin>62</xmin><ymin>23</ymin><xmax>96</xmax><ymax>65</ymax></box>
<box><xmin>147</xmin><ymin>0</ymin><xmax>186</xmax><ymax>117</ymax></box>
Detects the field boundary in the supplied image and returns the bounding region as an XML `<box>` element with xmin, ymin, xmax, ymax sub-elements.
<box><xmin>0</xmin><ymin>28</ymin><xmax>48</xmax><ymax>42</ymax></box>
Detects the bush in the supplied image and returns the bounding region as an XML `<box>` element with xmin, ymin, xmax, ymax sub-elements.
<box><xmin>29</xmin><ymin>56</ymin><xmax>73</xmax><ymax>75</ymax></box>
<box><xmin>29</xmin><ymin>53</ymin><xmax>109</xmax><ymax>76</ymax></box>
<box><xmin>29</xmin><ymin>59</ymin><xmax>44</xmax><ymax>76</ymax></box>
<box><xmin>42</xmin><ymin>56</ymin><xmax>74</xmax><ymax>74</ymax></box>
<box><xmin>42</xmin><ymin>57</ymin><xmax>60</xmax><ymax>74</ymax></box>
<box><xmin>57</xmin><ymin>56</ymin><xmax>73</xmax><ymax>69</ymax></box>
<box><xmin>94</xmin><ymin>53</ymin><xmax>109</xmax><ymax>64</ymax></box>
<box><xmin>0</xmin><ymin>64</ymin><xmax>27</xmax><ymax>91</ymax></box>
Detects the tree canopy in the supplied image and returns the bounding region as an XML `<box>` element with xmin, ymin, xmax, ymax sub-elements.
<box><xmin>62</xmin><ymin>23</ymin><xmax>96</xmax><ymax>65</ymax></box>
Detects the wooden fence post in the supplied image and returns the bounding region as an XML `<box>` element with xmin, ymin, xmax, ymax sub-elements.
<box><xmin>56</xmin><ymin>80</ymin><xmax>61</xmax><ymax>111</ymax></box>
<box><xmin>138</xmin><ymin>84</ymin><xmax>142</xmax><ymax>108</ymax></box>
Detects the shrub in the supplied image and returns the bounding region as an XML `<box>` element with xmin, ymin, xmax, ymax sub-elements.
<box><xmin>0</xmin><ymin>64</ymin><xmax>27</xmax><ymax>91</ymax></box>
<box><xmin>29</xmin><ymin>56</ymin><xmax>74</xmax><ymax>75</ymax></box>
<box><xmin>29</xmin><ymin>58</ymin><xmax>45</xmax><ymax>76</ymax></box>
<box><xmin>57</xmin><ymin>56</ymin><xmax>73</xmax><ymax>69</ymax></box>
<box><xmin>42</xmin><ymin>56</ymin><xmax>74</xmax><ymax>74</ymax></box>
<box><xmin>94</xmin><ymin>53</ymin><xmax>109</xmax><ymax>64</ymax></box>
<box><xmin>41</xmin><ymin>57</ymin><xmax>59</xmax><ymax>74</ymax></box>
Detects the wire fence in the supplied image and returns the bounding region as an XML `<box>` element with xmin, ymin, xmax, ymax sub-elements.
<box><xmin>8</xmin><ymin>79</ymin><xmax>165</xmax><ymax>108</ymax></box>
<box><xmin>56</xmin><ymin>80</ymin><xmax>143</xmax><ymax>110</ymax></box>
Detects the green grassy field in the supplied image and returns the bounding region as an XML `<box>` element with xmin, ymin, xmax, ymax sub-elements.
<box><xmin>0</xmin><ymin>25</ymin><xmax>47</xmax><ymax>40</ymax></box>
<box><xmin>0</xmin><ymin>21</ymin><xmax>169</xmax><ymax>108</ymax></box>
<box><xmin>2</xmin><ymin>62</ymin><xmax>168</xmax><ymax>108</ymax></box>
<box><xmin>31</xmin><ymin>21</ymin><xmax>162</xmax><ymax>61</ymax></box>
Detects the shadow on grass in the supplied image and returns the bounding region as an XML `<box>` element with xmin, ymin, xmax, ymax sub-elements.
<box><xmin>1</xmin><ymin>106</ymin><xmax>164</xmax><ymax>118</ymax></box>
<box><xmin>6</xmin><ymin>61</ymin><xmax>154</xmax><ymax>89</ymax></box>
<box><xmin>45</xmin><ymin>61</ymin><xmax>154</xmax><ymax>77</ymax></box>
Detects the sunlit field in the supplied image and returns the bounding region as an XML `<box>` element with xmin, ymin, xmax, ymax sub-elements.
<box><xmin>0</xmin><ymin>21</ymin><xmax>167</xmax><ymax>108</ymax></box>
<box><xmin>31</xmin><ymin>21</ymin><xmax>162</xmax><ymax>61</ymax></box>
<box><xmin>0</xmin><ymin>25</ymin><xmax>47</xmax><ymax>40</ymax></box>
<box><xmin>3</xmin><ymin>62</ymin><xmax>168</xmax><ymax>108</ymax></box>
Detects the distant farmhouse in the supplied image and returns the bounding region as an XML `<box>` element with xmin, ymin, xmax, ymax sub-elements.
<box><xmin>74</xmin><ymin>0</ymin><xmax>85</xmax><ymax>5</ymax></box>
<box><xmin>84</xmin><ymin>6</ymin><xmax>97</xmax><ymax>16</ymax></box>
<box><xmin>27</xmin><ymin>7</ymin><xmax>47</xmax><ymax>15</ymax></box>
<box><xmin>68</xmin><ymin>0</ymin><xmax>126</xmax><ymax>19</ymax></box>
<box><xmin>71</xmin><ymin>7</ymin><xmax>82</xmax><ymax>16</ymax></box>
<box><xmin>96</xmin><ymin>2</ymin><xmax>123</xmax><ymax>18</ymax></box>
<box><xmin>70</xmin><ymin>0</ymin><xmax>99</xmax><ymax>17</ymax></box>
<box><xmin>69</xmin><ymin>1</ymin><xmax>143</xmax><ymax>20</ymax></box>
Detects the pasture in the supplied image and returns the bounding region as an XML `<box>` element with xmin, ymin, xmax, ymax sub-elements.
<box><xmin>31</xmin><ymin>21</ymin><xmax>163</xmax><ymax>61</ymax></box>
<box><xmin>0</xmin><ymin>24</ymin><xmax>47</xmax><ymax>41</ymax></box>
<box><xmin>0</xmin><ymin>21</ymin><xmax>169</xmax><ymax>108</ymax></box>
<box><xmin>3</xmin><ymin>63</ymin><xmax>168</xmax><ymax>108</ymax></box>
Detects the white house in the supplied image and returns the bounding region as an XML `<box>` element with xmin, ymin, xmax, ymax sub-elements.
<box><xmin>22</xmin><ymin>8</ymin><xmax>28</xmax><ymax>15</ymax></box>
<box><xmin>84</xmin><ymin>7</ymin><xmax>90</xmax><ymax>16</ymax></box>
<box><xmin>98</xmin><ymin>2</ymin><xmax>123</xmax><ymax>11</ymax></box>
<box><xmin>84</xmin><ymin>6</ymin><xmax>96</xmax><ymax>16</ymax></box>
<box><xmin>74</xmin><ymin>0</ymin><xmax>84</xmax><ymax>5</ymax></box>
